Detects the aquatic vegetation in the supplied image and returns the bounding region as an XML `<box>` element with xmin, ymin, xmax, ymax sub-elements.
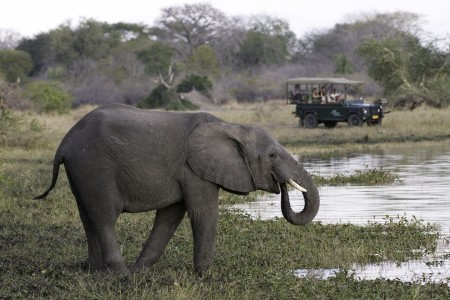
<box><xmin>312</xmin><ymin>168</ymin><xmax>400</xmax><ymax>186</ymax></box>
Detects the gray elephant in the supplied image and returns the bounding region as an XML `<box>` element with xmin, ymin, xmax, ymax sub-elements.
<box><xmin>35</xmin><ymin>104</ymin><xmax>320</xmax><ymax>275</ymax></box>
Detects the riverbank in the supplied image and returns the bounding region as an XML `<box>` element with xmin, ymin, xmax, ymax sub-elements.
<box><xmin>1</xmin><ymin>104</ymin><xmax>450</xmax><ymax>298</ymax></box>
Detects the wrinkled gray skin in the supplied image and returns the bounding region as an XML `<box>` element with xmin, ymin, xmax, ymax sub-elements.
<box><xmin>35</xmin><ymin>104</ymin><xmax>320</xmax><ymax>275</ymax></box>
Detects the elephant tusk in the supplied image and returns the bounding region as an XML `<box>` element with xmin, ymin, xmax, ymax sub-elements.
<box><xmin>288</xmin><ymin>179</ymin><xmax>307</xmax><ymax>192</ymax></box>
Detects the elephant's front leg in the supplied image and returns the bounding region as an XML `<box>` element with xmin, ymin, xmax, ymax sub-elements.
<box><xmin>189</xmin><ymin>205</ymin><xmax>219</xmax><ymax>275</ymax></box>
<box><xmin>133</xmin><ymin>202</ymin><xmax>186</xmax><ymax>272</ymax></box>
<box><xmin>185</xmin><ymin>183</ymin><xmax>220</xmax><ymax>275</ymax></box>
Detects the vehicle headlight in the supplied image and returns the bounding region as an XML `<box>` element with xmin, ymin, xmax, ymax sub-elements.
<box><xmin>363</xmin><ymin>109</ymin><xmax>367</xmax><ymax>114</ymax></box>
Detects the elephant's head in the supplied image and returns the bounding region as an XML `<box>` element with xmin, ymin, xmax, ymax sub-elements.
<box><xmin>186</xmin><ymin>122</ymin><xmax>319</xmax><ymax>225</ymax></box>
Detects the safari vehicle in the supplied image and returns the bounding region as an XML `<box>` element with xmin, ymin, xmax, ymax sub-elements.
<box><xmin>286</xmin><ymin>77</ymin><xmax>384</xmax><ymax>128</ymax></box>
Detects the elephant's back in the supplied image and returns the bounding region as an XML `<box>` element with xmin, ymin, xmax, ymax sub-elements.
<box><xmin>58</xmin><ymin>104</ymin><xmax>220</xmax><ymax>166</ymax></box>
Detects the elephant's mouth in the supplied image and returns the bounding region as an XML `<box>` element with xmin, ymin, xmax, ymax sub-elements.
<box><xmin>270</xmin><ymin>172</ymin><xmax>307</xmax><ymax>194</ymax></box>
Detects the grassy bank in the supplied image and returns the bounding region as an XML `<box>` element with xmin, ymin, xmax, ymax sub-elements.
<box><xmin>1</xmin><ymin>104</ymin><xmax>450</xmax><ymax>298</ymax></box>
<box><xmin>0</xmin><ymin>185</ymin><xmax>446</xmax><ymax>298</ymax></box>
<box><xmin>215</xmin><ymin>102</ymin><xmax>450</xmax><ymax>157</ymax></box>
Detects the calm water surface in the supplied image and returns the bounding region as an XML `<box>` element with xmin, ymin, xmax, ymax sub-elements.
<box><xmin>231</xmin><ymin>142</ymin><xmax>450</xmax><ymax>286</ymax></box>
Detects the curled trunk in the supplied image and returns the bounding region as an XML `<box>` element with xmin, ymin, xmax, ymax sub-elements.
<box><xmin>280</xmin><ymin>174</ymin><xmax>320</xmax><ymax>225</ymax></box>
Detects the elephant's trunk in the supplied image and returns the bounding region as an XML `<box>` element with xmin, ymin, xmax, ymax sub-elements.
<box><xmin>280</xmin><ymin>173</ymin><xmax>320</xmax><ymax>225</ymax></box>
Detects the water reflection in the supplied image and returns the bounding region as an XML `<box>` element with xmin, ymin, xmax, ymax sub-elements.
<box><xmin>231</xmin><ymin>142</ymin><xmax>450</xmax><ymax>286</ymax></box>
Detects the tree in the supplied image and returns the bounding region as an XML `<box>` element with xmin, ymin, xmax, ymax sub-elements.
<box><xmin>334</xmin><ymin>53</ymin><xmax>353</xmax><ymax>74</ymax></box>
<box><xmin>17</xmin><ymin>33</ymin><xmax>53</xmax><ymax>75</ymax></box>
<box><xmin>0</xmin><ymin>50</ymin><xmax>33</xmax><ymax>82</ymax></box>
<box><xmin>72</xmin><ymin>19</ymin><xmax>120</xmax><ymax>60</ymax></box>
<box><xmin>152</xmin><ymin>3</ymin><xmax>227</xmax><ymax>59</ymax></box>
<box><xmin>187</xmin><ymin>45</ymin><xmax>219</xmax><ymax>77</ymax></box>
<box><xmin>296</xmin><ymin>12</ymin><xmax>424</xmax><ymax>72</ymax></box>
<box><xmin>137</xmin><ymin>42</ymin><xmax>177</xmax><ymax>88</ymax></box>
<box><xmin>358</xmin><ymin>38</ymin><xmax>414</xmax><ymax>94</ymax></box>
<box><xmin>246</xmin><ymin>15</ymin><xmax>297</xmax><ymax>55</ymax></box>
<box><xmin>237</xmin><ymin>31</ymin><xmax>288</xmax><ymax>69</ymax></box>
<box><xmin>358</xmin><ymin>34</ymin><xmax>450</xmax><ymax>108</ymax></box>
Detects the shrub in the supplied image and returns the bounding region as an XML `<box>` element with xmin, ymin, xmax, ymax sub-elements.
<box><xmin>176</xmin><ymin>75</ymin><xmax>213</xmax><ymax>97</ymax></box>
<box><xmin>138</xmin><ymin>84</ymin><xmax>198</xmax><ymax>111</ymax></box>
<box><xmin>25</xmin><ymin>81</ymin><xmax>73</xmax><ymax>114</ymax></box>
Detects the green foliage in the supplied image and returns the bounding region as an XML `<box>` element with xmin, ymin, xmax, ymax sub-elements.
<box><xmin>425</xmin><ymin>76</ymin><xmax>450</xmax><ymax>108</ymax></box>
<box><xmin>237</xmin><ymin>31</ymin><xmax>288</xmax><ymax>68</ymax></box>
<box><xmin>312</xmin><ymin>168</ymin><xmax>399</xmax><ymax>186</ymax></box>
<box><xmin>138</xmin><ymin>84</ymin><xmax>176</xmax><ymax>108</ymax></box>
<box><xmin>187</xmin><ymin>45</ymin><xmax>220</xmax><ymax>77</ymax></box>
<box><xmin>358</xmin><ymin>35</ymin><xmax>450</xmax><ymax>104</ymax></box>
<box><xmin>137</xmin><ymin>42</ymin><xmax>175</xmax><ymax>77</ymax></box>
<box><xmin>16</xmin><ymin>33</ymin><xmax>52</xmax><ymax>75</ymax></box>
<box><xmin>334</xmin><ymin>53</ymin><xmax>353</xmax><ymax>74</ymax></box>
<box><xmin>358</xmin><ymin>38</ymin><xmax>412</xmax><ymax>94</ymax></box>
<box><xmin>25</xmin><ymin>81</ymin><xmax>72</xmax><ymax>114</ymax></box>
<box><xmin>165</xmin><ymin>98</ymin><xmax>199</xmax><ymax>111</ymax></box>
<box><xmin>138</xmin><ymin>84</ymin><xmax>198</xmax><ymax>111</ymax></box>
<box><xmin>0</xmin><ymin>110</ymin><xmax>45</xmax><ymax>148</ymax></box>
<box><xmin>0</xmin><ymin>50</ymin><xmax>33</xmax><ymax>82</ymax></box>
<box><xmin>176</xmin><ymin>74</ymin><xmax>213</xmax><ymax>96</ymax></box>
<box><xmin>73</xmin><ymin>19</ymin><xmax>120</xmax><ymax>60</ymax></box>
<box><xmin>46</xmin><ymin>66</ymin><xmax>65</xmax><ymax>80</ymax></box>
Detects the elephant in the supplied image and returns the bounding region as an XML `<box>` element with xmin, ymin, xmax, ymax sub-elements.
<box><xmin>35</xmin><ymin>103</ymin><xmax>320</xmax><ymax>275</ymax></box>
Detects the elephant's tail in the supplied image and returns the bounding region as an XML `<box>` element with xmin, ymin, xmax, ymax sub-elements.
<box><xmin>34</xmin><ymin>151</ymin><xmax>64</xmax><ymax>200</ymax></box>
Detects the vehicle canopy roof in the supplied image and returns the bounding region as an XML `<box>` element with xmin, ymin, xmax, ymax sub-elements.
<box><xmin>286</xmin><ymin>77</ymin><xmax>363</xmax><ymax>85</ymax></box>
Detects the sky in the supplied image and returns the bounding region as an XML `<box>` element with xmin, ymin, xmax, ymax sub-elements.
<box><xmin>1</xmin><ymin>0</ymin><xmax>448</xmax><ymax>41</ymax></box>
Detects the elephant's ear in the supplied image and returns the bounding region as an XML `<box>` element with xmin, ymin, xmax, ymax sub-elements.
<box><xmin>186</xmin><ymin>122</ymin><xmax>256</xmax><ymax>193</ymax></box>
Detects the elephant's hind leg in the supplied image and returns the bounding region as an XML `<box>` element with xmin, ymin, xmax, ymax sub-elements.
<box><xmin>74</xmin><ymin>191</ymin><xmax>129</xmax><ymax>275</ymax></box>
<box><xmin>77</xmin><ymin>202</ymin><xmax>102</xmax><ymax>270</ymax></box>
<box><xmin>133</xmin><ymin>202</ymin><xmax>186</xmax><ymax>272</ymax></box>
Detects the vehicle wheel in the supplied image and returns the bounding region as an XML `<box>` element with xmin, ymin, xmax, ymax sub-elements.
<box><xmin>304</xmin><ymin>114</ymin><xmax>318</xmax><ymax>128</ymax></box>
<box><xmin>324</xmin><ymin>121</ymin><xmax>337</xmax><ymax>129</ymax></box>
<box><xmin>347</xmin><ymin>114</ymin><xmax>363</xmax><ymax>127</ymax></box>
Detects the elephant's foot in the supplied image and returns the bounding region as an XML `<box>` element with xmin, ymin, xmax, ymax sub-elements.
<box><xmin>132</xmin><ymin>257</ymin><xmax>157</xmax><ymax>273</ymax></box>
<box><xmin>194</xmin><ymin>263</ymin><xmax>211</xmax><ymax>277</ymax></box>
<box><xmin>131</xmin><ymin>263</ymin><xmax>149</xmax><ymax>273</ymax></box>
<box><xmin>104</xmin><ymin>260</ymin><xmax>130</xmax><ymax>275</ymax></box>
<box><xmin>87</xmin><ymin>260</ymin><xmax>130</xmax><ymax>275</ymax></box>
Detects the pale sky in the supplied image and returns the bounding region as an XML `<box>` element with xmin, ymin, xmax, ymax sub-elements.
<box><xmin>1</xmin><ymin>0</ymin><xmax>448</xmax><ymax>40</ymax></box>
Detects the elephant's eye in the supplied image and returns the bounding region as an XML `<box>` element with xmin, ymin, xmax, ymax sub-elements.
<box><xmin>269</xmin><ymin>152</ymin><xmax>277</xmax><ymax>159</ymax></box>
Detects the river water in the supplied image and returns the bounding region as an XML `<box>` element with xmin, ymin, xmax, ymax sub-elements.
<box><xmin>231</xmin><ymin>141</ymin><xmax>450</xmax><ymax>286</ymax></box>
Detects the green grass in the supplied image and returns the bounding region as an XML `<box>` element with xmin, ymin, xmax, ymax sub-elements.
<box><xmin>1</xmin><ymin>105</ymin><xmax>450</xmax><ymax>298</ymax></box>
<box><xmin>313</xmin><ymin>168</ymin><xmax>400</xmax><ymax>186</ymax></box>
<box><xmin>0</xmin><ymin>187</ymin><xmax>446</xmax><ymax>298</ymax></box>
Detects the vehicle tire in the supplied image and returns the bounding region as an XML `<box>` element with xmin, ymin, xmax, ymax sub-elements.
<box><xmin>347</xmin><ymin>114</ymin><xmax>363</xmax><ymax>127</ymax></box>
<box><xmin>304</xmin><ymin>114</ymin><xmax>318</xmax><ymax>128</ymax></box>
<box><xmin>324</xmin><ymin>121</ymin><xmax>337</xmax><ymax>129</ymax></box>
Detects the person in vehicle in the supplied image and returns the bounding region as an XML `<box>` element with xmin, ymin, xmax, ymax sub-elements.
<box><xmin>319</xmin><ymin>86</ymin><xmax>328</xmax><ymax>103</ymax></box>
<box><xmin>292</xmin><ymin>84</ymin><xmax>301</xmax><ymax>101</ymax></box>
<box><xmin>330</xmin><ymin>88</ymin><xmax>341</xmax><ymax>103</ymax></box>
<box><xmin>311</xmin><ymin>87</ymin><xmax>321</xmax><ymax>102</ymax></box>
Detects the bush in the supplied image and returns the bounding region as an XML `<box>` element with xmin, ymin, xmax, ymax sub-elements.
<box><xmin>138</xmin><ymin>84</ymin><xmax>198</xmax><ymax>111</ymax></box>
<box><xmin>176</xmin><ymin>75</ymin><xmax>213</xmax><ymax>97</ymax></box>
<box><xmin>25</xmin><ymin>81</ymin><xmax>73</xmax><ymax>114</ymax></box>
<box><xmin>391</xmin><ymin>77</ymin><xmax>450</xmax><ymax>109</ymax></box>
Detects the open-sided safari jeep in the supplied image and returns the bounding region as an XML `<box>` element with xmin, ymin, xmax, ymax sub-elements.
<box><xmin>286</xmin><ymin>77</ymin><xmax>384</xmax><ymax>128</ymax></box>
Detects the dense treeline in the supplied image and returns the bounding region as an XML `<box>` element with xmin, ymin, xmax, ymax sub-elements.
<box><xmin>0</xmin><ymin>4</ymin><xmax>449</xmax><ymax>112</ymax></box>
